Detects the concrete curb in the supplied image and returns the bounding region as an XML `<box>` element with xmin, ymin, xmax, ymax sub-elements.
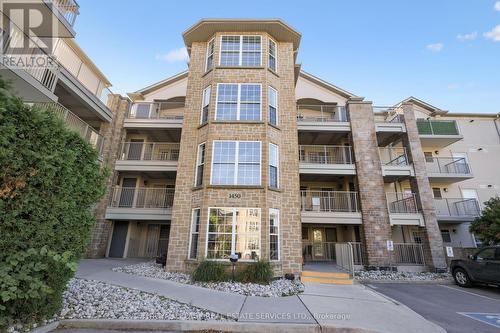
<box><xmin>358</xmin><ymin>279</ymin><xmax>453</xmax><ymax>285</ymax></box>
<box><xmin>58</xmin><ymin>319</ymin><xmax>381</xmax><ymax>333</ymax></box>
<box><xmin>27</xmin><ymin>321</ymin><xmax>59</xmax><ymax>333</ymax></box>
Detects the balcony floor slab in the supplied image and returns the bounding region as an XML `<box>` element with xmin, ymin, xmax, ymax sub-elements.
<box><xmin>105</xmin><ymin>207</ymin><xmax>172</xmax><ymax>220</ymax></box>
<box><xmin>301</xmin><ymin>211</ymin><xmax>362</xmax><ymax>224</ymax></box>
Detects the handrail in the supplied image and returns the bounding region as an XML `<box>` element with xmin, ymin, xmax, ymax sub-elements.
<box><xmin>386</xmin><ymin>192</ymin><xmax>419</xmax><ymax>214</ymax></box>
<box><xmin>434</xmin><ymin>198</ymin><xmax>480</xmax><ymax>217</ymax></box>
<box><xmin>297</xmin><ymin>104</ymin><xmax>349</xmax><ymax>122</ymax></box>
<box><xmin>128</xmin><ymin>102</ymin><xmax>185</xmax><ymax>119</ymax></box>
<box><xmin>109</xmin><ymin>187</ymin><xmax>175</xmax><ymax>209</ymax></box>
<box><xmin>379</xmin><ymin>147</ymin><xmax>408</xmax><ymax>166</ymax></box>
<box><xmin>426</xmin><ymin>157</ymin><xmax>471</xmax><ymax>174</ymax></box>
<box><xmin>32</xmin><ymin>102</ymin><xmax>104</xmax><ymax>156</ymax></box>
<box><xmin>119</xmin><ymin>142</ymin><xmax>180</xmax><ymax>161</ymax></box>
<box><xmin>300</xmin><ymin>190</ymin><xmax>360</xmax><ymax>212</ymax></box>
<box><xmin>299</xmin><ymin>145</ymin><xmax>354</xmax><ymax>164</ymax></box>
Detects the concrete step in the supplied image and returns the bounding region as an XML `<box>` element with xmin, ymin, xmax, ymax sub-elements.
<box><xmin>301</xmin><ymin>270</ymin><xmax>350</xmax><ymax>279</ymax></box>
<box><xmin>300</xmin><ymin>275</ymin><xmax>353</xmax><ymax>285</ymax></box>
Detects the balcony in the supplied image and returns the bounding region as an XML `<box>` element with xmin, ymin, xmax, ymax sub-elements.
<box><xmin>379</xmin><ymin>147</ymin><xmax>414</xmax><ymax>178</ymax></box>
<box><xmin>33</xmin><ymin>102</ymin><xmax>104</xmax><ymax>156</ymax></box>
<box><xmin>0</xmin><ymin>19</ymin><xmax>60</xmax><ymax>101</ymax></box>
<box><xmin>115</xmin><ymin>142</ymin><xmax>180</xmax><ymax>172</ymax></box>
<box><xmin>386</xmin><ymin>192</ymin><xmax>424</xmax><ymax>226</ymax></box>
<box><xmin>299</xmin><ymin>145</ymin><xmax>355</xmax><ymax>175</ymax></box>
<box><xmin>434</xmin><ymin>198</ymin><xmax>480</xmax><ymax>222</ymax></box>
<box><xmin>426</xmin><ymin>157</ymin><xmax>473</xmax><ymax>182</ymax></box>
<box><xmin>105</xmin><ymin>187</ymin><xmax>174</xmax><ymax>220</ymax></box>
<box><xmin>124</xmin><ymin>102</ymin><xmax>184</xmax><ymax>129</ymax></box>
<box><xmin>300</xmin><ymin>191</ymin><xmax>362</xmax><ymax>224</ymax></box>
<box><xmin>417</xmin><ymin>119</ymin><xmax>463</xmax><ymax>147</ymax></box>
<box><xmin>297</xmin><ymin>105</ymin><xmax>350</xmax><ymax>132</ymax></box>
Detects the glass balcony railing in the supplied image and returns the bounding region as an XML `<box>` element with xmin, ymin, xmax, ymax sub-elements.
<box><xmin>417</xmin><ymin>119</ymin><xmax>459</xmax><ymax>135</ymax></box>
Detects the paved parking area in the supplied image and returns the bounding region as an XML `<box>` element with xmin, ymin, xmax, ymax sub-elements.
<box><xmin>368</xmin><ymin>283</ymin><xmax>500</xmax><ymax>333</ymax></box>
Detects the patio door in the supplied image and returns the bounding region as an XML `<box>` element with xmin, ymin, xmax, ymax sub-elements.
<box><xmin>127</xmin><ymin>139</ymin><xmax>144</xmax><ymax>160</ymax></box>
<box><xmin>119</xmin><ymin>178</ymin><xmax>137</xmax><ymax>207</ymax></box>
<box><xmin>312</xmin><ymin>228</ymin><xmax>325</xmax><ymax>260</ymax></box>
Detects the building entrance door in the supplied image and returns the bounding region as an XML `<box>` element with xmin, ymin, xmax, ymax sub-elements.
<box><xmin>312</xmin><ymin>228</ymin><xmax>325</xmax><ymax>260</ymax></box>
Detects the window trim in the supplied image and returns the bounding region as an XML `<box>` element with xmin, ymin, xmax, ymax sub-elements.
<box><xmin>205</xmin><ymin>207</ymin><xmax>262</xmax><ymax>261</ymax></box>
<box><xmin>201</xmin><ymin>86</ymin><xmax>211</xmax><ymax>124</ymax></box>
<box><xmin>269</xmin><ymin>143</ymin><xmax>279</xmax><ymax>188</ymax></box>
<box><xmin>195</xmin><ymin>142</ymin><xmax>206</xmax><ymax>187</ymax></box>
<box><xmin>210</xmin><ymin>140</ymin><xmax>262</xmax><ymax>186</ymax></box>
<box><xmin>268</xmin><ymin>86</ymin><xmax>278</xmax><ymax>126</ymax></box>
<box><xmin>268</xmin><ymin>38</ymin><xmax>277</xmax><ymax>72</ymax></box>
<box><xmin>205</xmin><ymin>38</ymin><xmax>215</xmax><ymax>72</ymax></box>
<box><xmin>188</xmin><ymin>208</ymin><xmax>201</xmax><ymax>260</ymax></box>
<box><xmin>215</xmin><ymin>83</ymin><xmax>262</xmax><ymax>121</ymax></box>
<box><xmin>219</xmin><ymin>35</ymin><xmax>262</xmax><ymax>67</ymax></box>
<box><xmin>269</xmin><ymin>208</ymin><xmax>280</xmax><ymax>261</ymax></box>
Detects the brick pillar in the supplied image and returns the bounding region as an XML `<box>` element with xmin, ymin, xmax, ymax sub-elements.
<box><xmin>86</xmin><ymin>95</ymin><xmax>129</xmax><ymax>258</ymax></box>
<box><xmin>402</xmin><ymin>102</ymin><xmax>447</xmax><ymax>271</ymax></box>
<box><xmin>348</xmin><ymin>98</ymin><xmax>392</xmax><ymax>268</ymax></box>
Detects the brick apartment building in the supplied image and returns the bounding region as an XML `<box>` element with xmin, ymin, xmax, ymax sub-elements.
<box><xmin>3</xmin><ymin>8</ymin><xmax>498</xmax><ymax>276</ymax></box>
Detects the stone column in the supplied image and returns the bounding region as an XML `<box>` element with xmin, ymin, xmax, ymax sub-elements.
<box><xmin>402</xmin><ymin>102</ymin><xmax>447</xmax><ymax>271</ymax></box>
<box><xmin>86</xmin><ymin>95</ymin><xmax>129</xmax><ymax>258</ymax></box>
<box><xmin>348</xmin><ymin>98</ymin><xmax>392</xmax><ymax>268</ymax></box>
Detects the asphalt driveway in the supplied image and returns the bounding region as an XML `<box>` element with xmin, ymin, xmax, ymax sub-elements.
<box><xmin>367</xmin><ymin>283</ymin><xmax>500</xmax><ymax>333</ymax></box>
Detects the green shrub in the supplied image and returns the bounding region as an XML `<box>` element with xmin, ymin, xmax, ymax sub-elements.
<box><xmin>192</xmin><ymin>261</ymin><xmax>227</xmax><ymax>282</ymax></box>
<box><xmin>0</xmin><ymin>77</ymin><xmax>107</xmax><ymax>328</ymax></box>
<box><xmin>238</xmin><ymin>261</ymin><xmax>273</xmax><ymax>284</ymax></box>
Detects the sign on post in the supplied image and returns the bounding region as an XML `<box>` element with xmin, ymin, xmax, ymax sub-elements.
<box><xmin>446</xmin><ymin>246</ymin><xmax>454</xmax><ymax>257</ymax></box>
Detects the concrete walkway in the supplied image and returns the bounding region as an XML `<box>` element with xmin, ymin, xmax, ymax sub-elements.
<box><xmin>76</xmin><ymin>259</ymin><xmax>445</xmax><ymax>333</ymax></box>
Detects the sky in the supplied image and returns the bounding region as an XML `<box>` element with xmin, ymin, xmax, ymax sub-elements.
<box><xmin>75</xmin><ymin>0</ymin><xmax>500</xmax><ymax>114</ymax></box>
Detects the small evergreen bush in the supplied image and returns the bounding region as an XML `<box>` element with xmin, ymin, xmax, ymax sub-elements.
<box><xmin>238</xmin><ymin>261</ymin><xmax>273</xmax><ymax>284</ymax></box>
<box><xmin>192</xmin><ymin>261</ymin><xmax>227</xmax><ymax>282</ymax></box>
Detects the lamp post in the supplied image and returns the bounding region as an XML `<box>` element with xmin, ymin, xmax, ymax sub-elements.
<box><xmin>229</xmin><ymin>254</ymin><xmax>239</xmax><ymax>282</ymax></box>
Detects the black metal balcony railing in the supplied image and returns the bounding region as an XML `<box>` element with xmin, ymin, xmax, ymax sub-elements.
<box><xmin>297</xmin><ymin>105</ymin><xmax>349</xmax><ymax>122</ymax></box>
<box><xmin>299</xmin><ymin>145</ymin><xmax>354</xmax><ymax>164</ymax></box>
<box><xmin>426</xmin><ymin>157</ymin><xmax>471</xmax><ymax>174</ymax></box>
<box><xmin>417</xmin><ymin>119</ymin><xmax>460</xmax><ymax>135</ymax></box>
<box><xmin>434</xmin><ymin>198</ymin><xmax>480</xmax><ymax>218</ymax></box>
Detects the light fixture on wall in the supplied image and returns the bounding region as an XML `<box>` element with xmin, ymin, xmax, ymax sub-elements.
<box><xmin>478</xmin><ymin>147</ymin><xmax>483</xmax><ymax>151</ymax></box>
<box><xmin>452</xmin><ymin>229</ymin><xmax>457</xmax><ymax>233</ymax></box>
<box><xmin>469</xmin><ymin>119</ymin><xmax>474</xmax><ymax>123</ymax></box>
<box><xmin>443</xmin><ymin>188</ymin><xmax>449</xmax><ymax>193</ymax></box>
<box><xmin>488</xmin><ymin>184</ymin><xmax>493</xmax><ymax>188</ymax></box>
<box><xmin>434</xmin><ymin>150</ymin><xmax>440</xmax><ymax>155</ymax></box>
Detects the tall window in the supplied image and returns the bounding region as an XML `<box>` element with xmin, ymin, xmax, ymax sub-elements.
<box><xmin>211</xmin><ymin>141</ymin><xmax>261</xmax><ymax>186</ymax></box>
<box><xmin>201</xmin><ymin>86</ymin><xmax>211</xmax><ymax>124</ymax></box>
<box><xmin>189</xmin><ymin>209</ymin><xmax>201</xmax><ymax>259</ymax></box>
<box><xmin>269</xmin><ymin>143</ymin><xmax>279</xmax><ymax>188</ymax></box>
<box><xmin>220</xmin><ymin>36</ymin><xmax>261</xmax><ymax>67</ymax></box>
<box><xmin>205</xmin><ymin>38</ymin><xmax>215</xmax><ymax>71</ymax></box>
<box><xmin>269</xmin><ymin>209</ymin><xmax>280</xmax><ymax>261</ymax></box>
<box><xmin>268</xmin><ymin>39</ymin><xmax>277</xmax><ymax>72</ymax></box>
<box><xmin>207</xmin><ymin>208</ymin><xmax>260</xmax><ymax>260</ymax></box>
<box><xmin>195</xmin><ymin>143</ymin><xmax>205</xmax><ymax>186</ymax></box>
<box><xmin>268</xmin><ymin>87</ymin><xmax>278</xmax><ymax>126</ymax></box>
<box><xmin>216</xmin><ymin>84</ymin><xmax>261</xmax><ymax>121</ymax></box>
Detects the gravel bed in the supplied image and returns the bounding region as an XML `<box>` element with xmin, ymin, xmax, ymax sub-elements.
<box><xmin>354</xmin><ymin>270</ymin><xmax>452</xmax><ymax>281</ymax></box>
<box><xmin>60</xmin><ymin>278</ymin><xmax>231</xmax><ymax>321</ymax></box>
<box><xmin>113</xmin><ymin>261</ymin><xmax>304</xmax><ymax>297</ymax></box>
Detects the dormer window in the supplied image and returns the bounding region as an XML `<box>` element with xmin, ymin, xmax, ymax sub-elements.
<box><xmin>220</xmin><ymin>35</ymin><xmax>261</xmax><ymax>67</ymax></box>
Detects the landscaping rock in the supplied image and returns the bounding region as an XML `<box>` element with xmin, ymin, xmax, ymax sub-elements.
<box><xmin>354</xmin><ymin>270</ymin><xmax>452</xmax><ymax>282</ymax></box>
<box><xmin>113</xmin><ymin>261</ymin><xmax>304</xmax><ymax>297</ymax></box>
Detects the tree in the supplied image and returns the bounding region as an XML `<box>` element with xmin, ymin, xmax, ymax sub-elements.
<box><xmin>0</xmin><ymin>77</ymin><xmax>108</xmax><ymax>328</ymax></box>
<box><xmin>469</xmin><ymin>197</ymin><xmax>500</xmax><ymax>245</ymax></box>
